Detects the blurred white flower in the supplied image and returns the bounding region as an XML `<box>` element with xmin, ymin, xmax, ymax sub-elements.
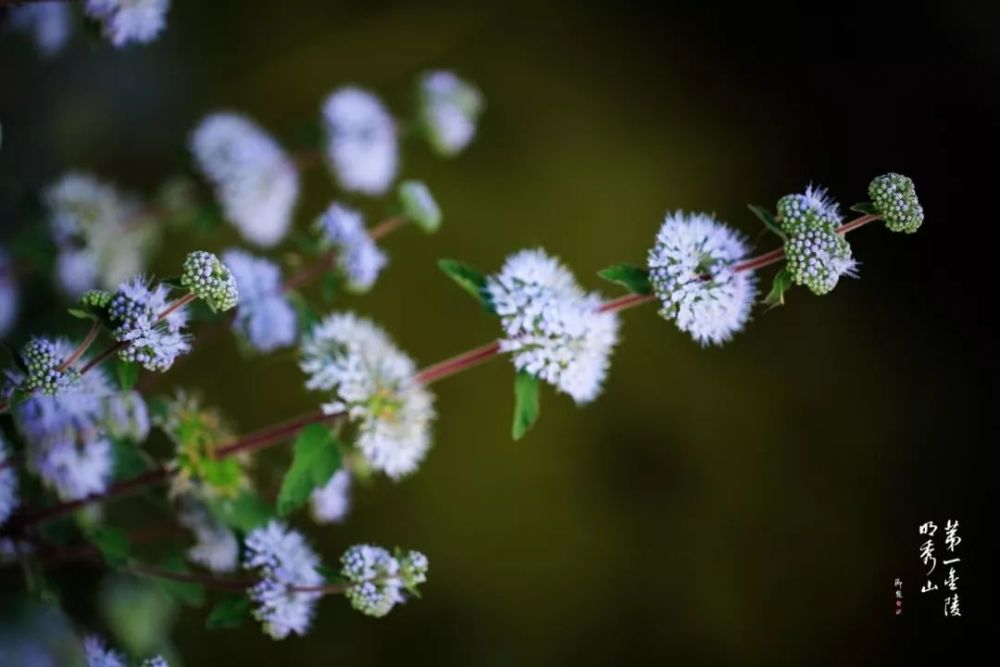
<box><xmin>178</xmin><ymin>501</ymin><xmax>239</xmax><ymax>573</ymax></box>
<box><xmin>1</xmin><ymin>435</ymin><xmax>18</xmax><ymax>528</ymax></box>
<box><xmin>190</xmin><ymin>113</ymin><xmax>300</xmax><ymax>247</ymax></box>
<box><xmin>314</xmin><ymin>203</ymin><xmax>387</xmax><ymax>292</ymax></box>
<box><xmin>321</xmin><ymin>87</ymin><xmax>398</xmax><ymax>195</ymax></box>
<box><xmin>222</xmin><ymin>249</ymin><xmax>297</xmax><ymax>352</ymax></box>
<box><xmin>310</xmin><ymin>469</ymin><xmax>351</xmax><ymax>524</ymax></box>
<box><xmin>0</xmin><ymin>247</ymin><xmax>19</xmax><ymax>337</ymax></box>
<box><xmin>418</xmin><ymin>70</ymin><xmax>484</xmax><ymax>157</ymax></box>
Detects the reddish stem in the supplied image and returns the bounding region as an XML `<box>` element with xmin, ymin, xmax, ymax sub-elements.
<box><xmin>412</xmin><ymin>340</ymin><xmax>503</xmax><ymax>386</ymax></box>
<box><xmin>57</xmin><ymin>321</ymin><xmax>102</xmax><ymax>372</ymax></box>
<box><xmin>214</xmin><ymin>409</ymin><xmax>339</xmax><ymax>458</ymax></box>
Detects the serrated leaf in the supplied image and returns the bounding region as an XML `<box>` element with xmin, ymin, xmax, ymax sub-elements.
<box><xmin>748</xmin><ymin>204</ymin><xmax>786</xmax><ymax>240</ymax></box>
<box><xmin>206</xmin><ymin>594</ymin><xmax>251</xmax><ymax>629</ymax></box>
<box><xmin>87</xmin><ymin>526</ymin><xmax>130</xmax><ymax>567</ymax></box>
<box><xmin>511</xmin><ymin>372</ymin><xmax>541</xmax><ymax>441</ymax></box>
<box><xmin>148</xmin><ymin>555</ymin><xmax>205</xmax><ymax>607</ymax></box>
<box><xmin>850</xmin><ymin>202</ymin><xmax>878</xmax><ymax>215</ymax></box>
<box><xmin>597</xmin><ymin>264</ymin><xmax>652</xmax><ymax>295</ymax></box>
<box><xmin>116</xmin><ymin>361</ymin><xmax>139</xmax><ymax>391</ymax></box>
<box><xmin>277</xmin><ymin>424</ymin><xmax>341</xmax><ymax>516</ymax></box>
<box><xmin>763</xmin><ymin>268</ymin><xmax>794</xmax><ymax>309</ymax></box>
<box><xmin>437</xmin><ymin>259</ymin><xmax>494</xmax><ymax>313</ymax></box>
<box><xmin>208</xmin><ymin>491</ymin><xmax>273</xmax><ymax>533</ymax></box>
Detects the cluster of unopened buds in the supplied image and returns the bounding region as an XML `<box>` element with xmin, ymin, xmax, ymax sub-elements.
<box><xmin>0</xmin><ymin>22</ymin><xmax>924</xmax><ymax>659</ymax></box>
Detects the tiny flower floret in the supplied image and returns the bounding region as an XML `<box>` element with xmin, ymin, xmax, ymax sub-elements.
<box><xmin>486</xmin><ymin>249</ymin><xmax>620</xmax><ymax>404</ymax></box>
<box><xmin>868</xmin><ymin>173</ymin><xmax>924</xmax><ymax>233</ymax></box>
<box><xmin>315</xmin><ymin>204</ymin><xmax>388</xmax><ymax>293</ymax></box>
<box><xmin>243</xmin><ymin>521</ymin><xmax>324</xmax><ymax>640</ymax></box>
<box><xmin>341</xmin><ymin>544</ymin><xmax>427</xmax><ymax>618</ymax></box>
<box><xmin>181</xmin><ymin>251</ymin><xmax>239</xmax><ymax>312</ymax></box>
<box><xmin>300</xmin><ymin>313</ymin><xmax>434</xmax><ymax>479</ymax></box>
<box><xmin>108</xmin><ymin>276</ymin><xmax>191</xmax><ymax>372</ymax></box>
<box><xmin>647</xmin><ymin>211</ymin><xmax>757</xmax><ymax>347</ymax></box>
<box><xmin>21</xmin><ymin>337</ymin><xmax>78</xmax><ymax>395</ymax></box>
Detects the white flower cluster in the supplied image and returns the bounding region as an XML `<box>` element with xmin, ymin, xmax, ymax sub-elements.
<box><xmin>190</xmin><ymin>113</ymin><xmax>300</xmax><ymax>247</ymax></box>
<box><xmin>107</xmin><ymin>276</ymin><xmax>191</xmax><ymax>372</ymax></box>
<box><xmin>83</xmin><ymin>0</ymin><xmax>170</xmax><ymax>48</ymax></box>
<box><xmin>243</xmin><ymin>521</ymin><xmax>324</xmax><ymax>640</ymax></box>
<box><xmin>321</xmin><ymin>88</ymin><xmax>398</xmax><ymax>195</ymax></box>
<box><xmin>299</xmin><ymin>313</ymin><xmax>434</xmax><ymax>479</ymax></box>
<box><xmin>341</xmin><ymin>544</ymin><xmax>427</xmax><ymax>618</ymax></box>
<box><xmin>647</xmin><ymin>211</ymin><xmax>756</xmax><ymax>346</ymax></box>
<box><xmin>178</xmin><ymin>501</ymin><xmax>238</xmax><ymax>573</ymax></box>
<box><xmin>314</xmin><ymin>203</ymin><xmax>388</xmax><ymax>292</ymax></box>
<box><xmin>310</xmin><ymin>469</ymin><xmax>351</xmax><ymax>524</ymax></box>
<box><xmin>418</xmin><ymin>70</ymin><xmax>484</xmax><ymax>157</ymax></box>
<box><xmin>1</xmin><ymin>436</ymin><xmax>18</xmax><ymax>528</ymax></box>
<box><xmin>84</xmin><ymin>634</ymin><xmax>167</xmax><ymax>667</ymax></box>
<box><xmin>868</xmin><ymin>173</ymin><xmax>924</xmax><ymax>233</ymax></box>
<box><xmin>486</xmin><ymin>249</ymin><xmax>620</xmax><ymax>404</ymax></box>
<box><xmin>44</xmin><ymin>173</ymin><xmax>158</xmax><ymax>297</ymax></box>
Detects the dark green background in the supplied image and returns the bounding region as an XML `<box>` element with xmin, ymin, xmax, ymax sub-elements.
<box><xmin>1</xmin><ymin>1</ymin><xmax>992</xmax><ymax>663</ymax></box>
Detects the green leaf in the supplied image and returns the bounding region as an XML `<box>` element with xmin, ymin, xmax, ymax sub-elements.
<box><xmin>277</xmin><ymin>424</ymin><xmax>341</xmax><ymax>516</ymax></box>
<box><xmin>321</xmin><ymin>272</ymin><xmax>339</xmax><ymax>304</ymax></box>
<box><xmin>111</xmin><ymin>438</ymin><xmax>149</xmax><ymax>479</ymax></box>
<box><xmin>116</xmin><ymin>361</ymin><xmax>140</xmax><ymax>391</ymax></box>
<box><xmin>67</xmin><ymin>307</ymin><xmax>98</xmax><ymax>321</ymax></box>
<box><xmin>437</xmin><ymin>259</ymin><xmax>494</xmax><ymax>313</ymax></box>
<box><xmin>511</xmin><ymin>372</ymin><xmax>541</xmax><ymax>441</ymax></box>
<box><xmin>287</xmin><ymin>291</ymin><xmax>319</xmax><ymax>332</ymax></box>
<box><xmin>206</xmin><ymin>594</ymin><xmax>251</xmax><ymax>630</ymax></box>
<box><xmin>850</xmin><ymin>202</ymin><xmax>878</xmax><ymax>215</ymax></box>
<box><xmin>87</xmin><ymin>526</ymin><xmax>130</xmax><ymax>568</ymax></box>
<box><xmin>763</xmin><ymin>268</ymin><xmax>794</xmax><ymax>309</ymax></box>
<box><xmin>748</xmin><ymin>204</ymin><xmax>786</xmax><ymax>240</ymax></box>
<box><xmin>149</xmin><ymin>555</ymin><xmax>205</xmax><ymax>607</ymax></box>
<box><xmin>597</xmin><ymin>264</ymin><xmax>652</xmax><ymax>295</ymax></box>
<box><xmin>208</xmin><ymin>491</ymin><xmax>274</xmax><ymax>533</ymax></box>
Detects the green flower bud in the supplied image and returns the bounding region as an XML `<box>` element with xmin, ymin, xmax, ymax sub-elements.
<box><xmin>398</xmin><ymin>180</ymin><xmax>442</xmax><ymax>233</ymax></box>
<box><xmin>180</xmin><ymin>251</ymin><xmax>238</xmax><ymax>312</ymax></box>
<box><xmin>785</xmin><ymin>227</ymin><xmax>856</xmax><ymax>295</ymax></box>
<box><xmin>868</xmin><ymin>173</ymin><xmax>923</xmax><ymax>233</ymax></box>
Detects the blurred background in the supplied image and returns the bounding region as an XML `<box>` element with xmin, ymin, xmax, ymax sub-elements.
<box><xmin>1</xmin><ymin>0</ymin><xmax>994</xmax><ymax>664</ymax></box>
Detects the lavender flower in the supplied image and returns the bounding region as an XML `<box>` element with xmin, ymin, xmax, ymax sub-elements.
<box><xmin>300</xmin><ymin>313</ymin><xmax>435</xmax><ymax>479</ymax></box>
<box><xmin>0</xmin><ymin>248</ymin><xmax>19</xmax><ymax>337</ymax></box>
<box><xmin>180</xmin><ymin>251</ymin><xmax>239</xmax><ymax>312</ymax></box>
<box><xmin>647</xmin><ymin>211</ymin><xmax>757</xmax><ymax>346</ymax></box>
<box><xmin>486</xmin><ymin>249</ymin><xmax>620</xmax><ymax>404</ymax></box>
<box><xmin>321</xmin><ymin>88</ymin><xmax>398</xmax><ymax>195</ymax></box>
<box><xmin>83</xmin><ymin>0</ymin><xmax>170</xmax><ymax>48</ymax></box>
<box><xmin>7</xmin><ymin>2</ymin><xmax>72</xmax><ymax>57</ymax></box>
<box><xmin>417</xmin><ymin>70</ymin><xmax>484</xmax><ymax>157</ymax></box>
<box><xmin>243</xmin><ymin>521</ymin><xmax>324</xmax><ymax>639</ymax></box>
<box><xmin>83</xmin><ymin>635</ymin><xmax>126</xmax><ymax>667</ymax></box>
<box><xmin>222</xmin><ymin>249</ymin><xmax>297</xmax><ymax>352</ymax></box>
<box><xmin>104</xmin><ymin>391</ymin><xmax>151</xmax><ymax>443</ymax></box>
<box><xmin>1</xmin><ymin>436</ymin><xmax>18</xmax><ymax>527</ymax></box>
<box><xmin>314</xmin><ymin>203</ymin><xmax>387</xmax><ymax>292</ymax></box>
<box><xmin>108</xmin><ymin>276</ymin><xmax>191</xmax><ymax>372</ymax></box>
<box><xmin>190</xmin><ymin>113</ymin><xmax>300</xmax><ymax>247</ymax></box>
